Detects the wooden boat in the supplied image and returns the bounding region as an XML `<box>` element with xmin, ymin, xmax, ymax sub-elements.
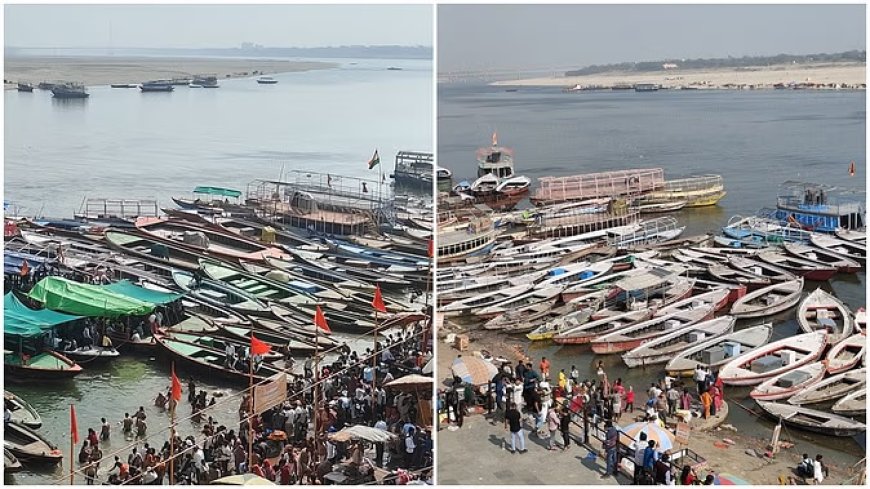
<box><xmin>835</xmin><ymin>228</ymin><xmax>866</xmax><ymax>243</ymax></box>
<box><xmin>287</xmin><ymin>249</ymin><xmax>411</xmax><ymax>291</ymax></box>
<box><xmin>692</xmin><ymin>279</ymin><xmax>747</xmax><ymax>305</ymax></box>
<box><xmin>756</xmin><ymin>250</ymin><xmax>838</xmax><ymax>281</ymax></box>
<box><xmin>136</xmin><ymin>218</ymin><xmax>288</xmax><ymax>263</ymax></box>
<box><xmin>4</xmin><ymin>421</ymin><xmax>63</xmax><ymax>464</ymax></box>
<box><xmin>636</xmin><ymin>200</ymin><xmax>687</xmax><ymax>214</ymax></box>
<box><xmin>590</xmin><ymin>304</ymin><xmax>714</xmax><ymax>354</ymax></box>
<box><xmin>728</xmin><ymin>256</ymin><xmax>798</xmax><ymax>283</ymax></box>
<box><xmin>483</xmin><ymin>301</ymin><xmax>569</xmax><ymax>333</ymax></box>
<box><xmin>526</xmin><ymin>291</ymin><xmax>606</xmax><ymax>341</ymax></box>
<box><xmin>200</xmin><ymin>259</ymin><xmax>319</xmax><ymax>307</ymax></box>
<box><xmin>729</xmin><ymin>278</ymin><xmax>803</xmax><ymax>319</ymax></box>
<box><xmin>169</xmin><ymin>332</ymin><xmax>283</xmax><ymax>362</ymax></box>
<box><xmin>825</xmin><ymin>333</ymin><xmax>866</xmax><ymax>374</ymax></box>
<box><xmin>263</xmin><ymin>255</ymin><xmax>374</xmax><ymax>292</ymax></box>
<box><xmin>783</xmin><ymin>242</ymin><xmax>861</xmax><ymax>273</ymax></box>
<box><xmin>653</xmin><ymin>288</ymin><xmax>730</xmax><ymax>316</ymax></box>
<box><xmin>672</xmin><ymin>249</ymin><xmax>723</xmax><ymax>268</ymax></box>
<box><xmin>216</xmin><ymin>324</ymin><xmax>327</xmax><ymax>353</ymax></box>
<box><xmin>105</xmin><ymin>230</ymin><xmax>208</xmax><ymax>271</ymax></box>
<box><xmin>810</xmin><ymin>234</ymin><xmax>866</xmax><ymax>263</ymax></box>
<box><xmin>4</xmin><ymin>391</ymin><xmax>42</xmax><ymax>429</ymax></box>
<box><xmin>797</xmin><ymin>288</ymin><xmax>855</xmax><ymax>344</ymax></box>
<box><xmin>719</xmin><ymin>332</ymin><xmax>827</xmax><ymax>386</ymax></box>
<box><xmin>756</xmin><ymin>401</ymin><xmax>866</xmax><ymax>437</ymax></box>
<box><xmin>707</xmin><ymin>263</ymin><xmax>771</xmax><ymax>289</ymax></box>
<box><xmin>665</xmin><ymin>324</ymin><xmax>773</xmax><ymax>376</ymax></box>
<box><xmin>552</xmin><ymin>309</ymin><xmax>650</xmax><ymax>345</ymax></box>
<box><xmin>5</xmin><ymin>448</ymin><xmax>23</xmax><ymax>473</ymax></box>
<box><xmin>4</xmin><ymin>351</ymin><xmax>82</xmax><ymax>381</ymax></box>
<box><xmin>750</xmin><ymin>361</ymin><xmax>827</xmax><ymax>400</ymax></box>
<box><xmin>58</xmin><ymin>346</ymin><xmax>120</xmax><ymax>363</ymax></box>
<box><xmin>474</xmin><ymin>285</ymin><xmax>564</xmax><ymax>319</ymax></box>
<box><xmin>439</xmin><ymin>273</ymin><xmax>544</xmax><ymax>306</ymax></box>
<box><xmin>622</xmin><ymin>316</ymin><xmax>735</xmax><ymax>368</ymax></box>
<box><xmin>440</xmin><ymin>283</ymin><xmax>532</xmax><ymax>317</ymax></box>
<box><xmin>831</xmin><ymin>387</ymin><xmax>866</xmax><ymax>416</ymax></box>
<box><xmin>173</xmin><ymin>270</ymin><xmax>271</xmax><ymax>316</ymax></box>
<box><xmin>154</xmin><ymin>334</ymin><xmax>285</xmax><ymax>385</ymax></box>
<box><xmin>787</xmin><ymin>368</ymin><xmax>866</xmax><ymax>405</ymax></box>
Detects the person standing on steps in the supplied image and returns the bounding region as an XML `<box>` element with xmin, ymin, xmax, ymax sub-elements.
<box><xmin>504</xmin><ymin>402</ymin><xmax>525</xmax><ymax>454</ymax></box>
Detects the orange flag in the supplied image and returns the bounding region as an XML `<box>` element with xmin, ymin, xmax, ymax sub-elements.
<box><xmin>849</xmin><ymin>160</ymin><xmax>856</xmax><ymax>177</ymax></box>
<box><xmin>314</xmin><ymin>305</ymin><xmax>331</xmax><ymax>334</ymax></box>
<box><xmin>251</xmin><ymin>334</ymin><xmax>271</xmax><ymax>356</ymax></box>
<box><xmin>170</xmin><ymin>364</ymin><xmax>182</xmax><ymax>402</ymax></box>
<box><xmin>19</xmin><ymin>259</ymin><xmax>29</xmax><ymax>277</ymax></box>
<box><xmin>372</xmin><ymin>284</ymin><xmax>387</xmax><ymax>313</ymax></box>
<box><xmin>70</xmin><ymin>404</ymin><xmax>79</xmax><ymax>444</ymax></box>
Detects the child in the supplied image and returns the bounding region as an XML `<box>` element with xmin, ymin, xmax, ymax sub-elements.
<box><xmin>625</xmin><ymin>385</ymin><xmax>635</xmax><ymax>414</ymax></box>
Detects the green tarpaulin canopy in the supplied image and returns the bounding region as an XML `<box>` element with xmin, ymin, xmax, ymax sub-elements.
<box><xmin>193</xmin><ymin>186</ymin><xmax>242</xmax><ymax>199</ymax></box>
<box><xmin>27</xmin><ymin>277</ymin><xmax>156</xmax><ymax>318</ymax></box>
<box><xmin>102</xmin><ymin>280</ymin><xmax>182</xmax><ymax>305</ymax></box>
<box><xmin>4</xmin><ymin>292</ymin><xmax>82</xmax><ymax>338</ymax></box>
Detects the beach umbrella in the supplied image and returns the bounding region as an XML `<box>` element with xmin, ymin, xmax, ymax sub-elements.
<box><xmin>212</xmin><ymin>474</ymin><xmax>275</xmax><ymax>485</ymax></box>
<box><xmin>328</xmin><ymin>425</ymin><xmax>397</xmax><ymax>444</ymax></box>
<box><xmin>618</xmin><ymin>421</ymin><xmax>676</xmax><ymax>452</ymax></box>
<box><xmin>717</xmin><ymin>473</ymin><xmax>751</xmax><ymax>485</ymax></box>
<box><xmin>450</xmin><ymin>356</ymin><xmax>498</xmax><ymax>386</ymax></box>
<box><xmin>385</xmin><ymin>374</ymin><xmax>433</xmax><ymax>392</ymax></box>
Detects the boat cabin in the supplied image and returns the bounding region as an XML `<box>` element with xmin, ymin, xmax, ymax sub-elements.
<box><xmin>774</xmin><ymin>182</ymin><xmax>865</xmax><ymax>232</ymax></box>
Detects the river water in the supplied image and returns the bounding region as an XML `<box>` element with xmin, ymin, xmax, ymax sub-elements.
<box><xmin>4</xmin><ymin>57</ymin><xmax>432</xmax><ymax>484</ymax></box>
<box><xmin>439</xmin><ymin>85</ymin><xmax>866</xmax><ymax>463</ymax></box>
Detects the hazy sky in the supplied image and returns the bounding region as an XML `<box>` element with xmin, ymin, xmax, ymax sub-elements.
<box><xmin>5</xmin><ymin>4</ymin><xmax>433</xmax><ymax>49</ymax></box>
<box><xmin>439</xmin><ymin>4</ymin><xmax>866</xmax><ymax>72</ymax></box>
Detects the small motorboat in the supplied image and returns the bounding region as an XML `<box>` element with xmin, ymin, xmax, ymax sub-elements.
<box><xmin>797</xmin><ymin>288</ymin><xmax>856</xmax><ymax>345</ymax></box>
<box><xmin>756</xmin><ymin>400</ymin><xmax>866</xmax><ymax>437</ymax></box>
<box><xmin>256</xmin><ymin>76</ymin><xmax>278</xmax><ymax>84</ymax></box>
<box><xmin>59</xmin><ymin>346</ymin><xmax>120</xmax><ymax>363</ymax></box>
<box><xmin>17</xmin><ymin>83</ymin><xmax>33</xmax><ymax>92</ymax></box>
<box><xmin>749</xmin><ymin>361</ymin><xmax>827</xmax><ymax>400</ymax></box>
<box><xmin>831</xmin><ymin>387</ymin><xmax>866</xmax><ymax>416</ymax></box>
<box><xmin>3</xmin><ymin>421</ymin><xmax>63</xmax><ymax>464</ymax></box>
<box><xmin>4</xmin><ymin>391</ymin><xmax>42</xmax><ymax>429</ymax></box>
<box><xmin>787</xmin><ymin>368</ymin><xmax>866</xmax><ymax>405</ymax></box>
<box><xmin>188</xmin><ymin>83</ymin><xmax>203</xmax><ymax>88</ymax></box>
<box><xmin>729</xmin><ymin>278</ymin><xmax>804</xmax><ymax>319</ymax></box>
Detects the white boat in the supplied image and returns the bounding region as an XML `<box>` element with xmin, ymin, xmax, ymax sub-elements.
<box><xmin>552</xmin><ymin>309</ymin><xmax>651</xmax><ymax>345</ymax></box>
<box><xmin>636</xmin><ymin>200</ymin><xmax>687</xmax><ymax>214</ymax></box>
<box><xmin>653</xmin><ymin>288</ymin><xmax>730</xmax><ymax>317</ymax></box>
<box><xmin>831</xmin><ymin>387</ymin><xmax>866</xmax><ymax>416</ymax></box>
<box><xmin>797</xmin><ymin>288</ymin><xmax>855</xmax><ymax>345</ymax></box>
<box><xmin>756</xmin><ymin>401</ymin><xmax>866</xmax><ymax>437</ymax></box>
<box><xmin>824</xmin><ymin>333</ymin><xmax>866</xmax><ymax>374</ymax></box>
<box><xmin>719</xmin><ymin>332</ymin><xmax>827</xmax><ymax>386</ymax></box>
<box><xmin>438</xmin><ymin>272</ymin><xmax>544</xmax><ymax>306</ymax></box>
<box><xmin>590</xmin><ymin>304</ymin><xmax>714</xmax><ymax>354</ymax></box>
<box><xmin>474</xmin><ymin>285</ymin><xmax>564</xmax><ymax>319</ymax></box>
<box><xmin>526</xmin><ymin>291</ymin><xmax>606</xmax><ymax>341</ymax></box>
<box><xmin>665</xmin><ymin>324</ymin><xmax>773</xmax><ymax>376</ymax></box>
<box><xmin>810</xmin><ymin>233</ymin><xmax>866</xmax><ymax>263</ymax></box>
<box><xmin>257</xmin><ymin>76</ymin><xmax>278</xmax><ymax>84</ymax></box>
<box><xmin>756</xmin><ymin>250</ymin><xmax>838</xmax><ymax>281</ymax></box>
<box><xmin>439</xmin><ymin>283</ymin><xmax>532</xmax><ymax>317</ymax></box>
<box><xmin>707</xmin><ymin>263</ymin><xmax>772</xmax><ymax>289</ymax></box>
<box><xmin>787</xmin><ymin>368</ymin><xmax>866</xmax><ymax>405</ymax></box>
<box><xmin>728</xmin><ymin>256</ymin><xmax>798</xmax><ymax>283</ymax></box>
<box><xmin>470</xmin><ymin>173</ymin><xmax>500</xmax><ymax>193</ymax></box>
<box><xmin>495</xmin><ymin>175</ymin><xmax>532</xmax><ymax>195</ymax></box>
<box><xmin>783</xmin><ymin>242</ymin><xmax>862</xmax><ymax>273</ymax></box>
<box><xmin>835</xmin><ymin>228</ymin><xmax>866</xmax><ymax>243</ymax></box>
<box><xmin>749</xmin><ymin>361</ymin><xmax>826</xmax><ymax>400</ymax></box>
<box><xmin>188</xmin><ymin>83</ymin><xmax>203</xmax><ymax>88</ymax></box>
<box><xmin>622</xmin><ymin>316</ymin><xmax>735</xmax><ymax>368</ymax></box>
<box><xmin>729</xmin><ymin>278</ymin><xmax>804</xmax><ymax>319</ymax></box>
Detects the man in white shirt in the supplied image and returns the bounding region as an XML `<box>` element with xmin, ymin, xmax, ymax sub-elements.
<box><xmin>813</xmin><ymin>454</ymin><xmax>826</xmax><ymax>484</ymax></box>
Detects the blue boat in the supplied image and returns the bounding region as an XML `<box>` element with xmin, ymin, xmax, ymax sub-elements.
<box><xmin>772</xmin><ymin>182</ymin><xmax>865</xmax><ymax>233</ymax></box>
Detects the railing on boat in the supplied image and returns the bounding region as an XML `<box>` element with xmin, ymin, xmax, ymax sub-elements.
<box><xmin>75</xmin><ymin>198</ymin><xmax>160</xmax><ymax>220</ymax></box>
<box><xmin>532</xmin><ymin>168</ymin><xmax>665</xmax><ymax>204</ymax></box>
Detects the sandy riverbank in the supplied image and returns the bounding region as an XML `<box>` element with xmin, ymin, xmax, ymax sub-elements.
<box><xmin>436</xmin><ymin>323</ymin><xmax>862</xmax><ymax>485</ymax></box>
<box><xmin>491</xmin><ymin>62</ymin><xmax>866</xmax><ymax>89</ymax></box>
<box><xmin>4</xmin><ymin>56</ymin><xmax>337</xmax><ymax>87</ymax></box>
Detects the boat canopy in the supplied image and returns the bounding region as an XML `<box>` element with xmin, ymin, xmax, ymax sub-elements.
<box><xmin>193</xmin><ymin>186</ymin><xmax>242</xmax><ymax>199</ymax></box>
<box><xmin>4</xmin><ymin>293</ymin><xmax>82</xmax><ymax>338</ymax></box>
<box><xmin>4</xmin><ymin>251</ymin><xmax>54</xmax><ymax>276</ymax></box>
<box><xmin>102</xmin><ymin>280</ymin><xmax>183</xmax><ymax>305</ymax></box>
<box><xmin>27</xmin><ymin>277</ymin><xmax>156</xmax><ymax>317</ymax></box>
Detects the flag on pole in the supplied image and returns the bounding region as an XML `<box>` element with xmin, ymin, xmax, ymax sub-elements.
<box><xmin>849</xmin><ymin>160</ymin><xmax>856</xmax><ymax>176</ymax></box>
<box><xmin>70</xmin><ymin>404</ymin><xmax>79</xmax><ymax>444</ymax></box>
<box><xmin>427</xmin><ymin>239</ymin><xmax>434</xmax><ymax>258</ymax></box>
<box><xmin>314</xmin><ymin>305</ymin><xmax>331</xmax><ymax>334</ymax></box>
<box><xmin>251</xmin><ymin>334</ymin><xmax>271</xmax><ymax>356</ymax></box>
<box><xmin>171</xmin><ymin>364</ymin><xmax>182</xmax><ymax>401</ymax></box>
<box><xmin>19</xmin><ymin>259</ymin><xmax>29</xmax><ymax>277</ymax></box>
<box><xmin>367</xmin><ymin>149</ymin><xmax>380</xmax><ymax>170</ymax></box>
<box><xmin>372</xmin><ymin>284</ymin><xmax>387</xmax><ymax>313</ymax></box>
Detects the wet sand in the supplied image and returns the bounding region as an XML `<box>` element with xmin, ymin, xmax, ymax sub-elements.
<box><xmin>4</xmin><ymin>56</ymin><xmax>337</xmax><ymax>87</ymax></box>
<box><xmin>491</xmin><ymin>62</ymin><xmax>866</xmax><ymax>89</ymax></box>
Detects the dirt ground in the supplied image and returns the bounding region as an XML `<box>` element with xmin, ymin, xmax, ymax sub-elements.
<box><xmin>437</xmin><ymin>323</ymin><xmax>865</xmax><ymax>485</ymax></box>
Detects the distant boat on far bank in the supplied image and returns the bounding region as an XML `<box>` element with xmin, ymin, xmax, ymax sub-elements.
<box><xmin>110</xmin><ymin>83</ymin><xmax>136</xmax><ymax>89</ymax></box>
<box><xmin>50</xmin><ymin>82</ymin><xmax>89</xmax><ymax>99</ymax></box>
<box><xmin>140</xmin><ymin>80</ymin><xmax>175</xmax><ymax>92</ymax></box>
<box><xmin>387</xmin><ymin>67</ymin><xmax>403</xmax><ymax>71</ymax></box>
<box><xmin>257</xmin><ymin>76</ymin><xmax>278</xmax><ymax>84</ymax></box>
<box><xmin>192</xmin><ymin>74</ymin><xmax>219</xmax><ymax>88</ymax></box>
<box><xmin>16</xmin><ymin>83</ymin><xmax>33</xmax><ymax>92</ymax></box>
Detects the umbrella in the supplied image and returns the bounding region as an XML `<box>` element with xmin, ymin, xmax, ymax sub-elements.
<box><xmin>212</xmin><ymin>474</ymin><xmax>276</xmax><ymax>485</ymax></box>
<box><xmin>451</xmin><ymin>357</ymin><xmax>498</xmax><ymax>386</ymax></box>
<box><xmin>328</xmin><ymin>425</ymin><xmax>397</xmax><ymax>444</ymax></box>
<box><xmin>618</xmin><ymin>421</ymin><xmax>676</xmax><ymax>452</ymax></box>
<box><xmin>717</xmin><ymin>473</ymin><xmax>751</xmax><ymax>485</ymax></box>
<box><xmin>267</xmin><ymin>430</ymin><xmax>286</xmax><ymax>441</ymax></box>
<box><xmin>421</xmin><ymin>356</ymin><xmax>433</xmax><ymax>375</ymax></box>
<box><xmin>385</xmin><ymin>374</ymin><xmax>433</xmax><ymax>392</ymax></box>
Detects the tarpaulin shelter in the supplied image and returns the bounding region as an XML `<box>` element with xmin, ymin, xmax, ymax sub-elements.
<box><xmin>27</xmin><ymin>276</ymin><xmax>156</xmax><ymax>318</ymax></box>
<box><xmin>4</xmin><ymin>292</ymin><xmax>82</xmax><ymax>338</ymax></box>
<box><xmin>101</xmin><ymin>280</ymin><xmax>182</xmax><ymax>305</ymax></box>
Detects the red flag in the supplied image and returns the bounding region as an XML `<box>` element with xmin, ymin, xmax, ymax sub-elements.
<box><xmin>70</xmin><ymin>404</ymin><xmax>79</xmax><ymax>444</ymax></box>
<box><xmin>19</xmin><ymin>259</ymin><xmax>29</xmax><ymax>277</ymax></box>
<box><xmin>170</xmin><ymin>364</ymin><xmax>182</xmax><ymax>402</ymax></box>
<box><xmin>314</xmin><ymin>305</ymin><xmax>331</xmax><ymax>334</ymax></box>
<box><xmin>427</xmin><ymin>239</ymin><xmax>434</xmax><ymax>258</ymax></box>
<box><xmin>849</xmin><ymin>160</ymin><xmax>856</xmax><ymax>176</ymax></box>
<box><xmin>251</xmin><ymin>334</ymin><xmax>271</xmax><ymax>356</ymax></box>
<box><xmin>372</xmin><ymin>284</ymin><xmax>387</xmax><ymax>313</ymax></box>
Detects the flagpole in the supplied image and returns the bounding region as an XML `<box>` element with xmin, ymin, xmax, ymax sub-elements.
<box><xmin>314</xmin><ymin>311</ymin><xmax>320</xmax><ymax>465</ymax></box>
<box><xmin>248</xmin><ymin>351</ymin><xmax>255</xmax><ymax>471</ymax></box>
<box><xmin>69</xmin><ymin>404</ymin><xmax>75</xmax><ymax>485</ymax></box>
<box><xmin>372</xmin><ymin>308</ymin><xmax>378</xmax><ymax>416</ymax></box>
<box><xmin>169</xmin><ymin>363</ymin><xmax>176</xmax><ymax>485</ymax></box>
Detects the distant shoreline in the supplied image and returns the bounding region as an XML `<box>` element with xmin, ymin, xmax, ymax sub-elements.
<box><xmin>4</xmin><ymin>55</ymin><xmax>338</xmax><ymax>87</ymax></box>
<box><xmin>490</xmin><ymin>62</ymin><xmax>866</xmax><ymax>90</ymax></box>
